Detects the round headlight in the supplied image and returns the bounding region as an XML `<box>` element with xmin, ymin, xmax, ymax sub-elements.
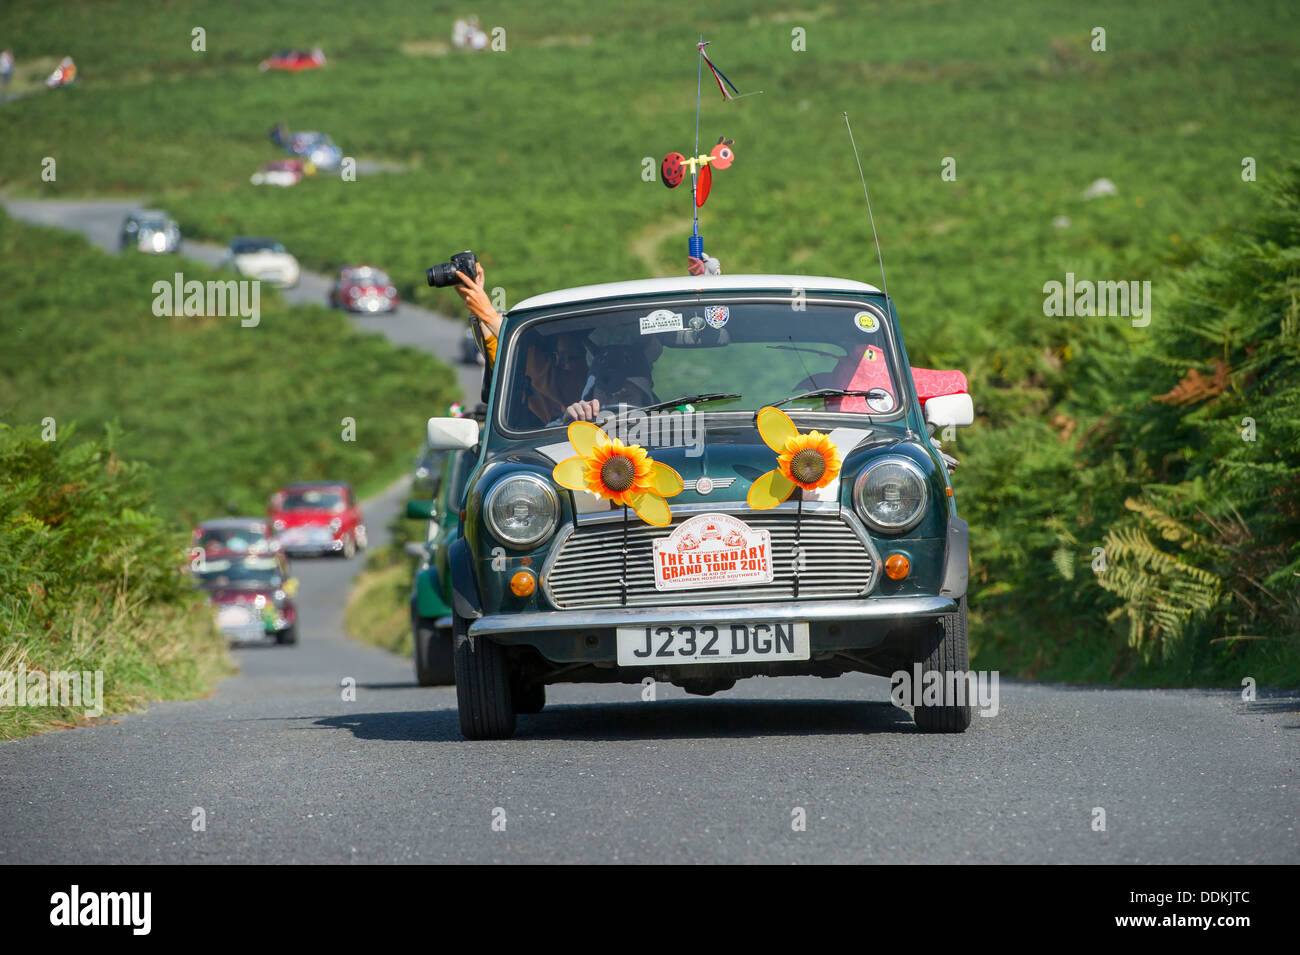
<box><xmin>484</xmin><ymin>474</ymin><xmax>559</xmax><ymax>549</ymax></box>
<box><xmin>853</xmin><ymin>457</ymin><xmax>929</xmax><ymax>533</ymax></box>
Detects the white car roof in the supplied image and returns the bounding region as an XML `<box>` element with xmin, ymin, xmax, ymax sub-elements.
<box><xmin>509</xmin><ymin>274</ymin><xmax>883</xmax><ymax>313</ymax></box>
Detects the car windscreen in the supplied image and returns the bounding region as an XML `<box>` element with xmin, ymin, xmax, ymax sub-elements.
<box><xmin>198</xmin><ymin>526</ymin><xmax>264</xmax><ymax>548</ymax></box>
<box><xmin>232</xmin><ymin>240</ymin><xmax>285</xmax><ymax>254</ymax></box>
<box><xmin>345</xmin><ymin>269</ymin><xmax>388</xmax><ymax>285</ymax></box>
<box><xmin>445</xmin><ymin>450</ymin><xmax>476</xmax><ymax>509</ymax></box>
<box><xmin>280</xmin><ymin>490</ymin><xmax>343</xmax><ymax>510</ymax></box>
<box><xmin>195</xmin><ymin>558</ymin><xmax>283</xmax><ymax>588</ymax></box>
<box><xmin>497</xmin><ymin>300</ymin><xmax>902</xmax><ymax>433</ymax></box>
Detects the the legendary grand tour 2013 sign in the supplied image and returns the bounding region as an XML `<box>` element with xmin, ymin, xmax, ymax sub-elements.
<box><xmin>652</xmin><ymin>513</ymin><xmax>773</xmax><ymax>591</ymax></box>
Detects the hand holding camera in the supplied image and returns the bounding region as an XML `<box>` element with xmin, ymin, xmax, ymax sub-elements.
<box><xmin>427</xmin><ymin>249</ymin><xmax>501</xmax><ymax>338</ymax></box>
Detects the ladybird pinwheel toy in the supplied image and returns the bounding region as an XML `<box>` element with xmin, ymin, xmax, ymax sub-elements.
<box><xmin>551</xmin><ymin>421</ymin><xmax>683</xmax><ymax>526</ymax></box>
<box><xmin>746</xmin><ymin>407</ymin><xmax>843</xmax><ymax>509</ymax></box>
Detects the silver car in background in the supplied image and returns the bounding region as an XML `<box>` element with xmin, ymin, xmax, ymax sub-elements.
<box><xmin>120</xmin><ymin>210</ymin><xmax>181</xmax><ymax>254</ymax></box>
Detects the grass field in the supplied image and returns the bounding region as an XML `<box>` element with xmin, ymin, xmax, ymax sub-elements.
<box><xmin>3</xmin><ymin>0</ymin><xmax>1298</xmax><ymax>685</ymax></box>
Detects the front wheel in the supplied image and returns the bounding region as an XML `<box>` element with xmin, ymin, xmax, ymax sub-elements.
<box><xmin>912</xmin><ymin>597</ymin><xmax>973</xmax><ymax>733</ymax></box>
<box><xmin>340</xmin><ymin>534</ymin><xmax>357</xmax><ymax>559</ymax></box>
<box><xmin>276</xmin><ymin>625</ymin><xmax>298</xmax><ymax>646</ymax></box>
<box><xmin>413</xmin><ymin>619</ymin><xmax>454</xmax><ymax>686</ymax></box>
<box><xmin>453</xmin><ymin>613</ymin><xmax>516</xmax><ymax>739</ymax></box>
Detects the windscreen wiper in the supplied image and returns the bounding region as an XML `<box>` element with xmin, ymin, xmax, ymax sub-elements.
<box><xmin>635</xmin><ymin>392</ymin><xmax>742</xmax><ymax>414</ymax></box>
<box><xmin>768</xmin><ymin>387</ymin><xmax>888</xmax><ymax>408</ymax></box>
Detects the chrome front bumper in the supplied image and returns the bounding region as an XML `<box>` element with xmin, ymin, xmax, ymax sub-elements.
<box><xmin>469</xmin><ymin>595</ymin><xmax>956</xmax><ymax>637</ymax></box>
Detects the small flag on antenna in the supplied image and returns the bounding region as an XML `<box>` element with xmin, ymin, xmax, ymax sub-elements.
<box><xmin>698</xmin><ymin>41</ymin><xmax>743</xmax><ymax>101</ymax></box>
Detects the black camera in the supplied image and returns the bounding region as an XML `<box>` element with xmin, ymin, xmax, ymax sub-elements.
<box><xmin>426</xmin><ymin>250</ymin><xmax>478</xmax><ymax>288</ymax></box>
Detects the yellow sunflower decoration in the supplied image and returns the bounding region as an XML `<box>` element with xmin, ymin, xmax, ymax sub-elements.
<box><xmin>746</xmin><ymin>407</ymin><xmax>843</xmax><ymax>509</ymax></box>
<box><xmin>552</xmin><ymin>421</ymin><xmax>683</xmax><ymax>526</ymax></box>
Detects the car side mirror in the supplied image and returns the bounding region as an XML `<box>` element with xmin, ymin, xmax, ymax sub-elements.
<box><xmin>406</xmin><ymin>499</ymin><xmax>436</xmax><ymax>520</ymax></box>
<box><xmin>923</xmin><ymin>393</ymin><xmax>974</xmax><ymax>429</ymax></box>
<box><xmin>427</xmin><ymin>416</ymin><xmax>478</xmax><ymax>451</ymax></box>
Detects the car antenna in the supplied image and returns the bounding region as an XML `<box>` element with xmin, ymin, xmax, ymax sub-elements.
<box><xmin>843</xmin><ymin>112</ymin><xmax>890</xmax><ymax>307</ymax></box>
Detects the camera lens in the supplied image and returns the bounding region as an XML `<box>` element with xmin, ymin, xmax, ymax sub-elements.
<box><xmin>426</xmin><ymin>251</ymin><xmax>476</xmax><ymax>287</ymax></box>
<box><xmin>426</xmin><ymin>262</ymin><xmax>458</xmax><ymax>287</ymax></box>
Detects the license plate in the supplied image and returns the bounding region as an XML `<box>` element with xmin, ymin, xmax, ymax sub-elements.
<box><xmin>217</xmin><ymin>606</ymin><xmax>253</xmax><ymax>627</ymax></box>
<box><xmin>616</xmin><ymin>622</ymin><xmax>810</xmax><ymax>666</ymax></box>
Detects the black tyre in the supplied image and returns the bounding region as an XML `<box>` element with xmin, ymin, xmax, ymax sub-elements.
<box><xmin>413</xmin><ymin>618</ymin><xmax>455</xmax><ymax>686</ymax></box>
<box><xmin>453</xmin><ymin>613</ymin><xmax>516</xmax><ymax>739</ymax></box>
<box><xmin>276</xmin><ymin>625</ymin><xmax>298</xmax><ymax>646</ymax></box>
<box><xmin>912</xmin><ymin>597</ymin><xmax>973</xmax><ymax>733</ymax></box>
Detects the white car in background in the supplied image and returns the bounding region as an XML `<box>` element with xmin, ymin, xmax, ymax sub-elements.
<box><xmin>222</xmin><ymin>237</ymin><xmax>300</xmax><ymax>288</ymax></box>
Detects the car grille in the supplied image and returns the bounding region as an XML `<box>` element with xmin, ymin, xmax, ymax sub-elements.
<box><xmin>543</xmin><ymin>510</ymin><xmax>876</xmax><ymax>609</ymax></box>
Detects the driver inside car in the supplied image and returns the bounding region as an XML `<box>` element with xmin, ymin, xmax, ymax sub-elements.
<box><xmin>560</xmin><ymin>335</ymin><xmax>664</xmax><ymax>423</ymax></box>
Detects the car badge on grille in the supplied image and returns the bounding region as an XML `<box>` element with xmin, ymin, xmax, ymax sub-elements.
<box><xmin>683</xmin><ymin>476</ymin><xmax>735</xmax><ymax>496</ymax></box>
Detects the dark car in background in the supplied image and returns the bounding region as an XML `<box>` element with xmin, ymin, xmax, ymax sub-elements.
<box><xmin>119</xmin><ymin>209</ymin><xmax>181</xmax><ymax>254</ymax></box>
<box><xmin>269</xmin><ymin>481</ymin><xmax>367</xmax><ymax>558</ymax></box>
<box><xmin>193</xmin><ymin>553</ymin><xmax>299</xmax><ymax>645</ymax></box>
<box><xmin>329</xmin><ymin>266</ymin><xmax>399</xmax><ymax>313</ymax></box>
<box><xmin>460</xmin><ymin>327</ymin><xmax>485</xmax><ymax>366</ymax></box>
<box><xmin>406</xmin><ymin>441</ymin><xmax>479</xmax><ymax>687</ymax></box>
<box><xmin>191</xmin><ymin>517</ymin><xmax>279</xmax><ymax>561</ymax></box>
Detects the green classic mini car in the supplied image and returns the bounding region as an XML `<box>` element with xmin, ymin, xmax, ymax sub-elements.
<box><xmin>406</xmin><ymin>441</ymin><xmax>477</xmax><ymax>686</ymax></box>
<box><xmin>428</xmin><ymin>275</ymin><xmax>974</xmax><ymax>739</ymax></box>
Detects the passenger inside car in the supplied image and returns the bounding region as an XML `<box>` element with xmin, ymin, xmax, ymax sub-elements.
<box><xmin>513</xmin><ymin>329</ymin><xmax>590</xmax><ymax>428</ymax></box>
<box><xmin>794</xmin><ymin>342</ymin><xmax>897</xmax><ymax>412</ymax></box>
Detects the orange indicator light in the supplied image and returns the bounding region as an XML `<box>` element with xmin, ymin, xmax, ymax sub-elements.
<box><xmin>884</xmin><ymin>554</ymin><xmax>911</xmax><ymax>580</ymax></box>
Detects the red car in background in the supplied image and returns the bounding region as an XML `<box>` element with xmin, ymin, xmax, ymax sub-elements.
<box><xmin>269</xmin><ymin>482</ymin><xmax>367</xmax><ymax>558</ymax></box>
<box><xmin>258</xmin><ymin>47</ymin><xmax>326</xmax><ymax>72</ymax></box>
<box><xmin>329</xmin><ymin>266</ymin><xmax>399</xmax><ymax>313</ymax></box>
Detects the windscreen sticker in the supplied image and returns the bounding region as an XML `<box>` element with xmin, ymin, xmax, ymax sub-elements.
<box><xmin>853</xmin><ymin>310</ymin><xmax>880</xmax><ymax>333</ymax></box>
<box><xmin>639</xmin><ymin>309</ymin><xmax>685</xmax><ymax>335</ymax></box>
<box><xmin>704</xmin><ymin>305</ymin><xmax>730</xmax><ymax>329</ymax></box>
